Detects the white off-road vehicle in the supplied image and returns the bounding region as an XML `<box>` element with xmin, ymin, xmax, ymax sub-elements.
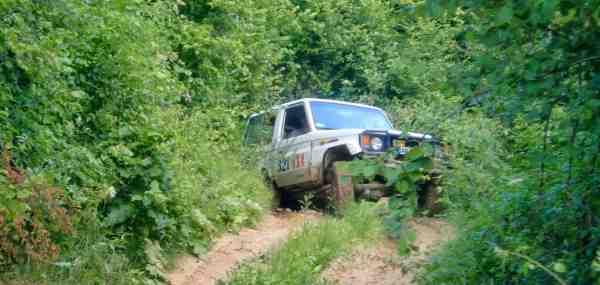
<box><xmin>243</xmin><ymin>98</ymin><xmax>440</xmax><ymax>209</ymax></box>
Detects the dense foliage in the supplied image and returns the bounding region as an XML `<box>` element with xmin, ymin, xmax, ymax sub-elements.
<box><xmin>414</xmin><ymin>1</ymin><xmax>600</xmax><ymax>284</ymax></box>
<box><xmin>1</xmin><ymin>0</ymin><xmax>598</xmax><ymax>284</ymax></box>
<box><xmin>0</xmin><ymin>1</ymin><xmax>273</xmax><ymax>283</ymax></box>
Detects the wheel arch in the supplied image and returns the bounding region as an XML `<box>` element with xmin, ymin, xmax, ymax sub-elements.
<box><xmin>321</xmin><ymin>145</ymin><xmax>354</xmax><ymax>184</ymax></box>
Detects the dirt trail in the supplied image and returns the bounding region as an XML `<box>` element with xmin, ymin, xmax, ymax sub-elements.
<box><xmin>322</xmin><ymin>218</ymin><xmax>453</xmax><ymax>285</ymax></box>
<box><xmin>167</xmin><ymin>209</ymin><xmax>321</xmax><ymax>285</ymax></box>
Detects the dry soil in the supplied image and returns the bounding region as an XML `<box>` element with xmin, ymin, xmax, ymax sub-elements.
<box><xmin>322</xmin><ymin>218</ymin><xmax>453</xmax><ymax>285</ymax></box>
<box><xmin>166</xmin><ymin>209</ymin><xmax>322</xmax><ymax>285</ymax></box>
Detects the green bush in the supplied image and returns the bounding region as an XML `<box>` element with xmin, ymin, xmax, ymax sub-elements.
<box><xmin>159</xmin><ymin>107</ymin><xmax>270</xmax><ymax>252</ymax></box>
<box><xmin>389</xmin><ymin>95</ymin><xmax>510</xmax><ymax>211</ymax></box>
<box><xmin>0</xmin><ymin>0</ymin><xmax>273</xmax><ymax>282</ymax></box>
<box><xmin>416</xmin><ymin>1</ymin><xmax>600</xmax><ymax>283</ymax></box>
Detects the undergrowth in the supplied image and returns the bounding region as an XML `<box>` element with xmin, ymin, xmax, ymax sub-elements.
<box><xmin>1</xmin><ymin>107</ymin><xmax>271</xmax><ymax>285</ymax></box>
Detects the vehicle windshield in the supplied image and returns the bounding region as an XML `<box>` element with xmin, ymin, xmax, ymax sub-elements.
<box><xmin>310</xmin><ymin>101</ymin><xmax>392</xmax><ymax>130</ymax></box>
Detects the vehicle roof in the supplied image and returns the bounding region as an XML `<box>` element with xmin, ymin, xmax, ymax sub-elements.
<box><xmin>280</xmin><ymin>98</ymin><xmax>382</xmax><ymax>110</ymax></box>
<box><xmin>248</xmin><ymin>98</ymin><xmax>384</xmax><ymax>119</ymax></box>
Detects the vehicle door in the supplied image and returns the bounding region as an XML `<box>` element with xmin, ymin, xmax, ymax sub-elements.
<box><xmin>272</xmin><ymin>103</ymin><xmax>313</xmax><ymax>188</ymax></box>
<box><xmin>243</xmin><ymin>112</ymin><xmax>276</xmax><ymax>174</ymax></box>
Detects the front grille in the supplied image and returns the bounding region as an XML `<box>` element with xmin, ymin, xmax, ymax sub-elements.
<box><xmin>391</xmin><ymin>139</ymin><xmax>420</xmax><ymax>159</ymax></box>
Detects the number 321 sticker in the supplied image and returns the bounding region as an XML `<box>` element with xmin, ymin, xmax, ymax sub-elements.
<box><xmin>278</xmin><ymin>159</ymin><xmax>289</xmax><ymax>172</ymax></box>
<box><xmin>294</xmin><ymin>153</ymin><xmax>305</xmax><ymax>168</ymax></box>
<box><xmin>278</xmin><ymin>153</ymin><xmax>305</xmax><ymax>172</ymax></box>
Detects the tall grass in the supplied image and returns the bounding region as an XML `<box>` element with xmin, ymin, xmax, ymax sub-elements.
<box><xmin>2</xmin><ymin>210</ymin><xmax>143</xmax><ymax>285</ymax></box>
<box><xmin>224</xmin><ymin>202</ymin><xmax>384</xmax><ymax>285</ymax></box>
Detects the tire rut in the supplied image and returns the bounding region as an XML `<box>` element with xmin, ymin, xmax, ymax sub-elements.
<box><xmin>322</xmin><ymin>218</ymin><xmax>453</xmax><ymax>285</ymax></box>
<box><xmin>167</xmin><ymin>209</ymin><xmax>322</xmax><ymax>285</ymax></box>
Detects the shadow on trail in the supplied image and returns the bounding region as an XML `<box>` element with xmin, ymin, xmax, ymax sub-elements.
<box><xmin>277</xmin><ymin>190</ymin><xmax>336</xmax><ymax>214</ymax></box>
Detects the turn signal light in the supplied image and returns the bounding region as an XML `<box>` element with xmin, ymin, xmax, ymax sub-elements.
<box><xmin>361</xmin><ymin>135</ymin><xmax>370</xmax><ymax>146</ymax></box>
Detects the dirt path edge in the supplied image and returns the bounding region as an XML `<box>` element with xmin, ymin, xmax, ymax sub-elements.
<box><xmin>322</xmin><ymin>218</ymin><xmax>453</xmax><ymax>285</ymax></box>
<box><xmin>167</xmin><ymin>210</ymin><xmax>321</xmax><ymax>285</ymax></box>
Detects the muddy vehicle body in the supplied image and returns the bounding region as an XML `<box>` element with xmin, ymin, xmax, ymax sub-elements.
<box><xmin>243</xmin><ymin>98</ymin><xmax>441</xmax><ymax>208</ymax></box>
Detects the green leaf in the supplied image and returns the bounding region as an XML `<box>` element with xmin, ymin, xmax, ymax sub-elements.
<box><xmin>425</xmin><ymin>1</ymin><xmax>443</xmax><ymax>17</ymax></box>
<box><xmin>395</xmin><ymin>180</ymin><xmax>412</xmax><ymax>194</ymax></box>
<box><xmin>406</xmin><ymin>146</ymin><xmax>425</xmax><ymax>161</ymax></box>
<box><xmin>150</xmin><ymin>180</ymin><xmax>161</xmax><ymax>192</ymax></box>
<box><xmin>104</xmin><ymin>204</ymin><xmax>134</xmax><ymax>227</ymax></box>
<box><xmin>588</xmin><ymin>99</ymin><xmax>600</xmax><ymax>109</ymax></box>
<box><xmin>363</xmin><ymin>164</ymin><xmax>379</xmax><ymax>178</ymax></box>
<box><xmin>397</xmin><ymin>237</ymin><xmax>411</xmax><ymax>256</ymax></box>
<box><xmin>383</xmin><ymin>167</ymin><xmax>401</xmax><ymax>186</ymax></box>
<box><xmin>552</xmin><ymin>262</ymin><xmax>567</xmax><ymax>273</ymax></box>
<box><xmin>496</xmin><ymin>5</ymin><xmax>513</xmax><ymax>25</ymax></box>
<box><xmin>397</xmin><ymin>228</ymin><xmax>417</xmax><ymax>257</ymax></box>
<box><xmin>405</xmin><ymin>228</ymin><xmax>417</xmax><ymax>243</ymax></box>
<box><xmin>192</xmin><ymin>244</ymin><xmax>207</xmax><ymax>256</ymax></box>
<box><xmin>347</xmin><ymin>160</ymin><xmax>369</xmax><ymax>176</ymax></box>
<box><xmin>541</xmin><ymin>0</ymin><xmax>560</xmax><ymax>20</ymax></box>
<box><xmin>6</xmin><ymin>200</ymin><xmax>28</xmax><ymax>217</ymax></box>
<box><xmin>16</xmin><ymin>190</ymin><xmax>32</xmax><ymax>199</ymax></box>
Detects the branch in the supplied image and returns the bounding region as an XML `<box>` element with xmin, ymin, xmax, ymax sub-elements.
<box><xmin>531</xmin><ymin>55</ymin><xmax>600</xmax><ymax>81</ymax></box>
<box><xmin>565</xmin><ymin>118</ymin><xmax>579</xmax><ymax>192</ymax></box>
<box><xmin>539</xmin><ymin>108</ymin><xmax>553</xmax><ymax>190</ymax></box>
<box><xmin>494</xmin><ymin>247</ymin><xmax>567</xmax><ymax>285</ymax></box>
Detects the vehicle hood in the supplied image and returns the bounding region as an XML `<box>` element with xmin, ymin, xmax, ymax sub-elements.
<box><xmin>312</xmin><ymin>128</ymin><xmax>432</xmax><ymax>140</ymax></box>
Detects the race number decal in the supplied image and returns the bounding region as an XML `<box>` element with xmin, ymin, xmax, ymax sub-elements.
<box><xmin>294</xmin><ymin>153</ymin><xmax>305</xmax><ymax>168</ymax></box>
<box><xmin>278</xmin><ymin>159</ymin><xmax>289</xmax><ymax>172</ymax></box>
<box><xmin>278</xmin><ymin>153</ymin><xmax>305</xmax><ymax>172</ymax></box>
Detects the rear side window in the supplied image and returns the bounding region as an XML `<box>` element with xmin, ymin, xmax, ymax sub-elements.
<box><xmin>245</xmin><ymin>113</ymin><xmax>275</xmax><ymax>146</ymax></box>
<box><xmin>283</xmin><ymin>105</ymin><xmax>310</xmax><ymax>139</ymax></box>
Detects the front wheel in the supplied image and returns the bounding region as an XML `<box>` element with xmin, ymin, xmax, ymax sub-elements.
<box><xmin>326</xmin><ymin>162</ymin><xmax>355</xmax><ymax>211</ymax></box>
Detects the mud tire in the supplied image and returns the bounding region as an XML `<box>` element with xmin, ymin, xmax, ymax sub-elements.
<box><xmin>326</xmin><ymin>162</ymin><xmax>355</xmax><ymax>211</ymax></box>
<box><xmin>270</xmin><ymin>182</ymin><xmax>282</xmax><ymax>209</ymax></box>
<box><xmin>419</xmin><ymin>172</ymin><xmax>442</xmax><ymax>215</ymax></box>
<box><xmin>263</xmin><ymin>173</ymin><xmax>282</xmax><ymax>209</ymax></box>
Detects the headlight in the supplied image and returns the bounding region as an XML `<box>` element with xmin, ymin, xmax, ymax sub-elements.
<box><xmin>370</xmin><ymin>137</ymin><xmax>383</xmax><ymax>151</ymax></box>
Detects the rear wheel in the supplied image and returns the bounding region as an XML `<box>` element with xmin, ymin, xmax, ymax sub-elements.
<box><xmin>269</xmin><ymin>181</ymin><xmax>282</xmax><ymax>209</ymax></box>
<box><xmin>263</xmin><ymin>172</ymin><xmax>282</xmax><ymax>209</ymax></box>
<box><xmin>419</xmin><ymin>171</ymin><xmax>442</xmax><ymax>215</ymax></box>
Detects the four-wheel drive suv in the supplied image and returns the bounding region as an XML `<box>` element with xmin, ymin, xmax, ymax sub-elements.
<box><xmin>243</xmin><ymin>98</ymin><xmax>440</xmax><ymax>208</ymax></box>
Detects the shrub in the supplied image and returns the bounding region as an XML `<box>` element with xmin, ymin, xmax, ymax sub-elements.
<box><xmin>0</xmin><ymin>1</ymin><xmax>272</xmax><ymax>282</ymax></box>
<box><xmin>0</xmin><ymin>176</ymin><xmax>73</xmax><ymax>266</ymax></box>
<box><xmin>0</xmin><ymin>146</ymin><xmax>73</xmax><ymax>268</ymax></box>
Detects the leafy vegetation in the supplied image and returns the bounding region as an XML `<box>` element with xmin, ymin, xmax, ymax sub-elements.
<box><xmin>413</xmin><ymin>1</ymin><xmax>600</xmax><ymax>284</ymax></box>
<box><xmin>0</xmin><ymin>1</ymin><xmax>274</xmax><ymax>283</ymax></box>
<box><xmin>224</xmin><ymin>202</ymin><xmax>384</xmax><ymax>285</ymax></box>
<box><xmin>1</xmin><ymin>0</ymin><xmax>599</xmax><ymax>284</ymax></box>
<box><xmin>342</xmin><ymin>144</ymin><xmax>439</xmax><ymax>255</ymax></box>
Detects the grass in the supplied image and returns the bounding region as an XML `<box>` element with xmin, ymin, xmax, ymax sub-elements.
<box><xmin>223</xmin><ymin>202</ymin><xmax>385</xmax><ymax>285</ymax></box>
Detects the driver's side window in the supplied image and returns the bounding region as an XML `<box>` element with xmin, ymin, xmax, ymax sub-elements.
<box><xmin>283</xmin><ymin>105</ymin><xmax>309</xmax><ymax>139</ymax></box>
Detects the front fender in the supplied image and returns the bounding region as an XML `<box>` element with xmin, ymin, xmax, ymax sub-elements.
<box><xmin>308</xmin><ymin>134</ymin><xmax>362</xmax><ymax>182</ymax></box>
